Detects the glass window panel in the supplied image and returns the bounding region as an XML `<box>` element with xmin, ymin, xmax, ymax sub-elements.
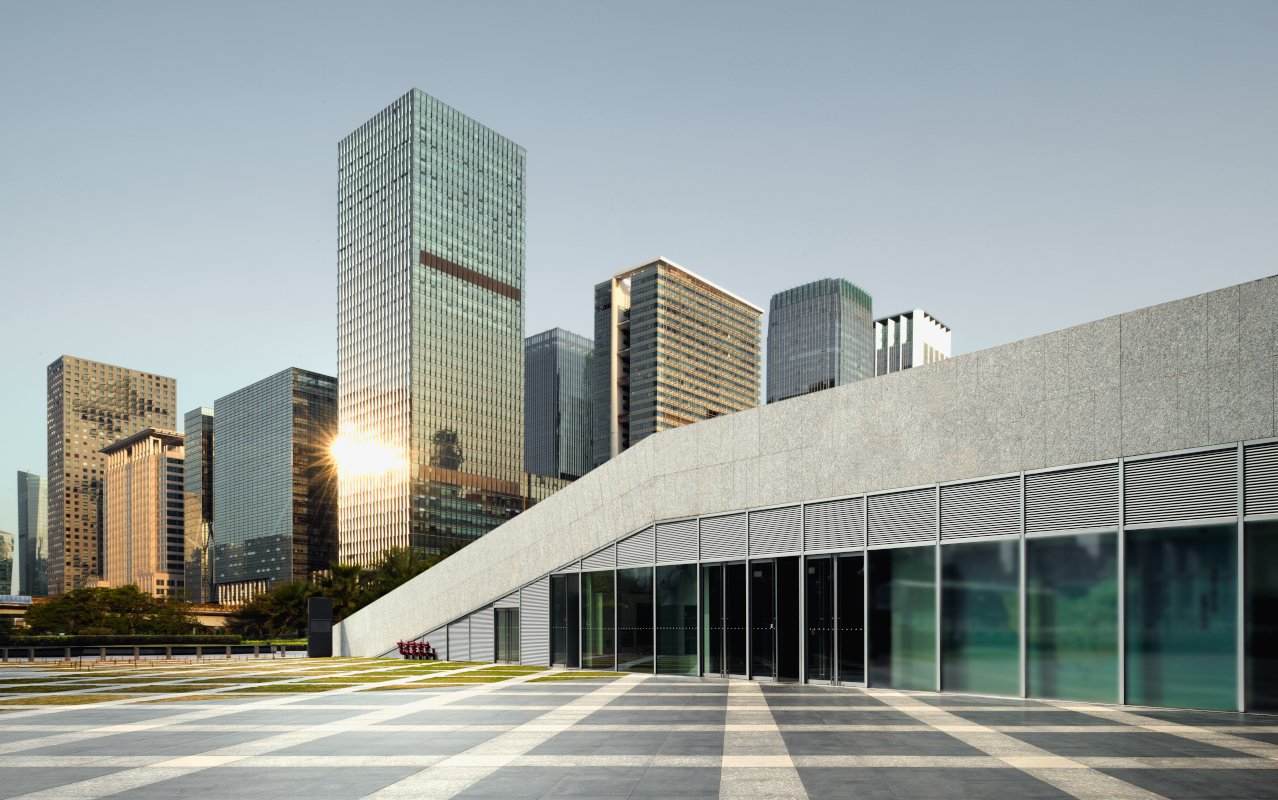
<box><xmin>869</xmin><ymin>546</ymin><xmax>936</xmax><ymax>691</ymax></box>
<box><xmin>725</xmin><ymin>562</ymin><xmax>748</xmax><ymax>675</ymax></box>
<box><xmin>750</xmin><ymin>561</ymin><xmax>775</xmax><ymax>678</ymax></box>
<box><xmin>581</xmin><ymin>570</ymin><xmax>615</xmax><ymax>670</ymax></box>
<box><xmin>1126</xmin><ymin>524</ymin><xmax>1237</xmax><ymax>711</ymax></box>
<box><xmin>837</xmin><ymin>554</ymin><xmax>865</xmax><ymax>684</ymax></box>
<box><xmin>701</xmin><ymin>564</ymin><xmax>723</xmax><ymax>675</ymax></box>
<box><xmin>1027</xmin><ymin>532</ymin><xmax>1118</xmax><ymax>703</ymax></box>
<box><xmin>1246</xmin><ymin>521</ymin><xmax>1278</xmax><ymax>712</ymax></box>
<box><xmin>656</xmin><ymin>564</ymin><xmax>698</xmax><ymax>675</ymax></box>
<box><xmin>617</xmin><ymin>567</ymin><xmax>654</xmax><ymax>672</ymax></box>
<box><xmin>550</xmin><ymin>573</ymin><xmax>579</xmax><ymax>667</ymax></box>
<box><xmin>942</xmin><ymin>540</ymin><xmax>1020</xmax><ymax>696</ymax></box>
<box><xmin>806</xmin><ymin>557</ymin><xmax>835</xmax><ymax>682</ymax></box>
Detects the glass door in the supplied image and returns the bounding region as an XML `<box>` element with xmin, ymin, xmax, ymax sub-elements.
<box><xmin>725</xmin><ymin>562</ymin><xmax>749</xmax><ymax>677</ymax></box>
<box><xmin>701</xmin><ymin>563</ymin><xmax>723</xmax><ymax>676</ymax></box>
<box><xmin>751</xmin><ymin>560</ymin><xmax>775</xmax><ymax>678</ymax></box>
<box><xmin>806</xmin><ymin>556</ymin><xmax>834</xmax><ymax>683</ymax></box>
<box><xmin>836</xmin><ymin>554</ymin><xmax>865</xmax><ymax>685</ymax></box>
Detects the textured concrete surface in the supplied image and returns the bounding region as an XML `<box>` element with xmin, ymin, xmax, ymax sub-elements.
<box><xmin>3</xmin><ymin>664</ymin><xmax>1278</xmax><ymax>799</ymax></box>
<box><xmin>336</xmin><ymin>275</ymin><xmax>1278</xmax><ymax>656</ymax></box>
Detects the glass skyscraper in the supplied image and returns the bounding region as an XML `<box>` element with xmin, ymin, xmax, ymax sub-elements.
<box><xmin>766</xmin><ymin>278</ymin><xmax>874</xmax><ymax>403</ymax></box>
<box><xmin>593</xmin><ymin>258</ymin><xmax>762</xmax><ymax>467</ymax></box>
<box><xmin>337</xmin><ymin>89</ymin><xmax>525</xmax><ymax>565</ymax></box>
<box><xmin>16</xmin><ymin>471</ymin><xmax>48</xmax><ymax>597</ymax></box>
<box><xmin>525</xmin><ymin>328</ymin><xmax>593</xmax><ymax>481</ymax></box>
<box><xmin>212</xmin><ymin>369</ymin><xmax>337</xmax><ymax>603</ymax></box>
<box><xmin>183</xmin><ymin>407</ymin><xmax>214</xmax><ymax>604</ymax></box>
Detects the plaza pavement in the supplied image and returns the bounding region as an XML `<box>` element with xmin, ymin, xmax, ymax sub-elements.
<box><xmin>1</xmin><ymin>659</ymin><xmax>1277</xmax><ymax>799</ymax></box>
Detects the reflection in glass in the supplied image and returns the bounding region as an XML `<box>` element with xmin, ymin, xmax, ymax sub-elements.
<box><xmin>581</xmin><ymin>570</ymin><xmax>615</xmax><ymax>670</ymax></box>
<box><xmin>837</xmin><ymin>554</ymin><xmax>865</xmax><ymax>684</ymax></box>
<box><xmin>806</xmin><ymin>557</ymin><xmax>834</xmax><ymax>682</ymax></box>
<box><xmin>1247</xmin><ymin>521</ymin><xmax>1278</xmax><ymax>712</ymax></box>
<box><xmin>617</xmin><ymin>567</ymin><xmax>654</xmax><ymax>672</ymax></box>
<box><xmin>869</xmin><ymin>546</ymin><xmax>936</xmax><ymax>691</ymax></box>
<box><xmin>657</xmin><ymin>564</ymin><xmax>698</xmax><ymax>675</ymax></box>
<box><xmin>1027</xmin><ymin>533</ymin><xmax>1117</xmax><ymax>703</ymax></box>
<box><xmin>942</xmin><ymin>540</ymin><xmax>1020</xmax><ymax>696</ymax></box>
<box><xmin>550</xmin><ymin>573</ymin><xmax>579</xmax><ymax>667</ymax></box>
<box><xmin>726</xmin><ymin>563</ymin><xmax>748</xmax><ymax>675</ymax></box>
<box><xmin>702</xmin><ymin>564</ymin><xmax>723</xmax><ymax>675</ymax></box>
<box><xmin>751</xmin><ymin>561</ymin><xmax>775</xmax><ymax>678</ymax></box>
<box><xmin>1126</xmin><ymin>524</ymin><xmax>1236</xmax><ymax>711</ymax></box>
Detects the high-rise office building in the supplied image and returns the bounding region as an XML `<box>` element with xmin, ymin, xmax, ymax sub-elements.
<box><xmin>337</xmin><ymin>89</ymin><xmax>526</xmax><ymax>565</ymax></box>
<box><xmin>0</xmin><ymin>531</ymin><xmax>12</xmax><ymax>595</ymax></box>
<box><xmin>101</xmin><ymin>429</ymin><xmax>185</xmax><ymax>598</ymax></box>
<box><xmin>213</xmin><ymin>368</ymin><xmax>337</xmax><ymax>603</ymax></box>
<box><xmin>183</xmin><ymin>407</ymin><xmax>214</xmax><ymax>604</ymax></box>
<box><xmin>592</xmin><ymin>258</ymin><xmax>763</xmax><ymax>466</ymax></box>
<box><xmin>46</xmin><ymin>357</ymin><xmax>176</xmax><ymax>595</ymax></box>
<box><xmin>525</xmin><ymin>328</ymin><xmax>593</xmax><ymax>481</ymax></box>
<box><xmin>766</xmin><ymin>278</ymin><xmax>874</xmax><ymax>403</ymax></box>
<box><xmin>16</xmin><ymin>471</ymin><xmax>48</xmax><ymax>597</ymax></box>
<box><xmin>874</xmin><ymin>309</ymin><xmax>952</xmax><ymax>375</ymax></box>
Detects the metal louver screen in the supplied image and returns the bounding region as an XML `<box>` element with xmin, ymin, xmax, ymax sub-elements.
<box><xmin>470</xmin><ymin>606</ymin><xmax>495</xmax><ymax>663</ymax></box>
<box><xmin>805</xmin><ymin>498</ymin><xmax>864</xmax><ymax>552</ymax></box>
<box><xmin>556</xmin><ymin>560</ymin><xmax>580</xmax><ymax>573</ymax></box>
<box><xmin>581</xmin><ymin>545</ymin><xmax>615</xmax><ymax>571</ymax></box>
<box><xmin>1124</xmin><ymin>448</ymin><xmax>1237</xmax><ymax>525</ymax></box>
<box><xmin>520</xmin><ymin>576</ymin><xmax>550</xmax><ymax>666</ymax></box>
<box><xmin>421</xmin><ymin>627</ymin><xmax>446</xmax><ymax>656</ymax></box>
<box><xmin>656</xmin><ymin>519</ymin><xmax>699</xmax><ymax>563</ymax></box>
<box><xmin>1025</xmin><ymin>463</ymin><xmax>1119</xmax><ymax>533</ymax></box>
<box><xmin>617</xmin><ymin>526</ymin><xmax>655</xmax><ymax>567</ymax></box>
<box><xmin>749</xmin><ymin>505</ymin><xmax>803</xmax><ymax>556</ymax></box>
<box><xmin>1246</xmin><ymin>442</ymin><xmax>1278</xmax><ymax>516</ymax></box>
<box><xmin>447</xmin><ymin>620</ymin><xmax>470</xmax><ymax>661</ymax></box>
<box><xmin>868</xmin><ymin>488</ymin><xmax>936</xmax><ymax>546</ymax></box>
<box><xmin>941</xmin><ymin>477</ymin><xmax>1020</xmax><ymax>540</ymax></box>
<box><xmin>495</xmin><ymin>591</ymin><xmax>520</xmax><ymax>608</ymax></box>
<box><xmin>700</xmin><ymin>513</ymin><xmax>747</xmax><ymax>560</ymax></box>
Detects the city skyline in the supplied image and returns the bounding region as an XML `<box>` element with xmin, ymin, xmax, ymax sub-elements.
<box><xmin>3</xmin><ymin>2</ymin><xmax>1278</xmax><ymax>534</ymax></box>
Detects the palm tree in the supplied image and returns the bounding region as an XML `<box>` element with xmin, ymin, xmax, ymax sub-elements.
<box><xmin>264</xmin><ymin>581</ymin><xmax>314</xmax><ymax>637</ymax></box>
<box><xmin>316</xmin><ymin>563</ymin><xmax>366</xmax><ymax>623</ymax></box>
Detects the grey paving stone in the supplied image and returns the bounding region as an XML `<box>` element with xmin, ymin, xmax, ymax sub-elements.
<box><xmin>21</xmin><ymin>730</ymin><xmax>271</xmax><ymax>757</ymax></box>
<box><xmin>272</xmin><ymin>728</ymin><xmax>501</xmax><ymax>756</ymax></box>
<box><xmin>1007</xmin><ymin>730</ymin><xmax>1258</xmax><ymax>759</ymax></box>
<box><xmin>110</xmin><ymin>766</ymin><xmax>421</xmax><ymax>799</ymax></box>
<box><xmin>1099</xmin><ymin>768</ymin><xmax>1278</xmax><ymax>799</ymax></box>
<box><xmin>781</xmin><ymin>729</ymin><xmax>984</xmax><ymax>757</ymax></box>
<box><xmin>0</xmin><ymin>768</ymin><xmax>131</xmax><ymax>799</ymax></box>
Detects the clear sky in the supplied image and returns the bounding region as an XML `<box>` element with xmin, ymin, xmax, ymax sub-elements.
<box><xmin>1</xmin><ymin>1</ymin><xmax>1276</xmax><ymax>534</ymax></box>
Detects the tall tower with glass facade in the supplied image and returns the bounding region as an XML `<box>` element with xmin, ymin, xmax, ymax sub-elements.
<box><xmin>183</xmin><ymin>408</ymin><xmax>214</xmax><ymax>604</ymax></box>
<box><xmin>46</xmin><ymin>356</ymin><xmax>176</xmax><ymax>595</ymax></box>
<box><xmin>766</xmin><ymin>278</ymin><xmax>874</xmax><ymax>403</ymax></box>
<box><xmin>16</xmin><ymin>471</ymin><xmax>48</xmax><ymax>597</ymax></box>
<box><xmin>525</xmin><ymin>328</ymin><xmax>593</xmax><ymax>481</ymax></box>
<box><xmin>592</xmin><ymin>258</ymin><xmax>762</xmax><ymax>467</ymax></box>
<box><xmin>337</xmin><ymin>89</ymin><xmax>526</xmax><ymax>566</ymax></box>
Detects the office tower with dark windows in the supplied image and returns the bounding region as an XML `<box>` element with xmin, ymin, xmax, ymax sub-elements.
<box><xmin>213</xmin><ymin>368</ymin><xmax>338</xmax><ymax>604</ymax></box>
<box><xmin>101</xmin><ymin>429</ymin><xmax>185</xmax><ymax>598</ymax></box>
<box><xmin>183</xmin><ymin>408</ymin><xmax>214</xmax><ymax>604</ymax></box>
<box><xmin>592</xmin><ymin>257</ymin><xmax>762</xmax><ymax>467</ymax></box>
<box><xmin>16</xmin><ymin>471</ymin><xmax>48</xmax><ymax>597</ymax></box>
<box><xmin>337</xmin><ymin>89</ymin><xmax>526</xmax><ymax>565</ymax></box>
<box><xmin>525</xmin><ymin>328</ymin><xmax>593</xmax><ymax>481</ymax></box>
<box><xmin>46</xmin><ymin>357</ymin><xmax>176</xmax><ymax>595</ymax></box>
<box><xmin>0</xmin><ymin>532</ymin><xmax>12</xmax><ymax>595</ymax></box>
<box><xmin>767</xmin><ymin>278</ymin><xmax>874</xmax><ymax>403</ymax></box>
<box><xmin>874</xmin><ymin>309</ymin><xmax>952</xmax><ymax>375</ymax></box>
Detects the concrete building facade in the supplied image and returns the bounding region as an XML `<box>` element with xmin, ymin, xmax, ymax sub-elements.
<box><xmin>183</xmin><ymin>407</ymin><xmax>214</xmax><ymax>604</ymax></box>
<box><xmin>16</xmin><ymin>471</ymin><xmax>48</xmax><ymax>597</ymax></box>
<box><xmin>875</xmin><ymin>309</ymin><xmax>951</xmax><ymax>375</ymax></box>
<box><xmin>101</xmin><ymin>429</ymin><xmax>185</xmax><ymax>598</ymax></box>
<box><xmin>337</xmin><ymin>274</ymin><xmax>1278</xmax><ymax>715</ymax></box>
<box><xmin>213</xmin><ymin>368</ymin><xmax>338</xmax><ymax>604</ymax></box>
<box><xmin>592</xmin><ymin>258</ymin><xmax>762</xmax><ymax>468</ymax></box>
<box><xmin>525</xmin><ymin>328</ymin><xmax>593</xmax><ymax>481</ymax></box>
<box><xmin>767</xmin><ymin>278</ymin><xmax>874</xmax><ymax>403</ymax></box>
<box><xmin>46</xmin><ymin>357</ymin><xmax>176</xmax><ymax>595</ymax></box>
<box><xmin>337</xmin><ymin>89</ymin><xmax>526</xmax><ymax>566</ymax></box>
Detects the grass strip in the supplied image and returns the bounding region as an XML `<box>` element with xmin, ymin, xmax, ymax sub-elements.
<box><xmin>0</xmin><ymin>694</ymin><xmax>131</xmax><ymax>706</ymax></box>
<box><xmin>527</xmin><ymin>672</ymin><xmax>626</xmax><ymax>682</ymax></box>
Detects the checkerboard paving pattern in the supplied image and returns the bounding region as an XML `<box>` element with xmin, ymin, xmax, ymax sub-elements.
<box><xmin>2</xmin><ymin>662</ymin><xmax>1277</xmax><ymax>799</ymax></box>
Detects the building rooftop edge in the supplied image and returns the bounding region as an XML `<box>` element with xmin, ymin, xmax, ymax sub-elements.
<box><xmin>874</xmin><ymin>308</ymin><xmax>952</xmax><ymax>333</ymax></box>
<box><xmin>613</xmin><ymin>257</ymin><xmax>765</xmax><ymax>313</ymax></box>
<box><xmin>100</xmin><ymin>428</ymin><xmax>185</xmax><ymax>455</ymax></box>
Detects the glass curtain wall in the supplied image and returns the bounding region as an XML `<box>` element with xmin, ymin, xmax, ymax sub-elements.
<box><xmin>868</xmin><ymin>546</ymin><xmax>936</xmax><ymax>690</ymax></box>
<box><xmin>1026</xmin><ymin>532</ymin><xmax>1118</xmax><ymax>703</ymax></box>
<box><xmin>702</xmin><ymin>564</ymin><xmax>723</xmax><ymax>675</ymax></box>
<box><xmin>837</xmin><ymin>554</ymin><xmax>865</xmax><ymax>684</ymax></box>
<box><xmin>942</xmin><ymin>540</ymin><xmax>1021</xmax><ymax>696</ymax></box>
<box><xmin>1246</xmin><ymin>521</ymin><xmax>1278</xmax><ymax>712</ymax></box>
<box><xmin>751</xmin><ymin>561</ymin><xmax>775</xmax><ymax>678</ymax></box>
<box><xmin>806</xmin><ymin>557</ymin><xmax>835</xmax><ymax>682</ymax></box>
<box><xmin>1126</xmin><ymin>524</ymin><xmax>1236</xmax><ymax>711</ymax></box>
<box><xmin>581</xmin><ymin>570</ymin><xmax>615</xmax><ymax>670</ymax></box>
<box><xmin>656</xmin><ymin>564</ymin><xmax>698</xmax><ymax>675</ymax></box>
<box><xmin>550</xmin><ymin>573</ymin><xmax>580</xmax><ymax>667</ymax></box>
<box><xmin>617</xmin><ymin>567</ymin><xmax>654</xmax><ymax>672</ymax></box>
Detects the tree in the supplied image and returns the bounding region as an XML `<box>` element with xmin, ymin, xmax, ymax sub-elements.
<box><xmin>315</xmin><ymin>563</ymin><xmax>366</xmax><ymax>623</ymax></box>
<box><xmin>21</xmin><ymin>586</ymin><xmax>201</xmax><ymax>636</ymax></box>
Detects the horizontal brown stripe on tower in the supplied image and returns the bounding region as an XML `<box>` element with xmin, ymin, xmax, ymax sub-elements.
<box><xmin>420</xmin><ymin>250</ymin><xmax>521</xmax><ymax>301</ymax></box>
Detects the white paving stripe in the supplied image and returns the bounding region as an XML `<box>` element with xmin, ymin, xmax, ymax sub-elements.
<box><xmin>1047</xmin><ymin>702</ymin><xmax>1278</xmax><ymax>762</ymax></box>
<box><xmin>718</xmin><ymin>681</ymin><xmax>807</xmax><ymax>800</ymax></box>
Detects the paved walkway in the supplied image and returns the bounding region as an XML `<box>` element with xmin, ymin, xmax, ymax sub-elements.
<box><xmin>2</xmin><ymin>662</ymin><xmax>1277</xmax><ymax>799</ymax></box>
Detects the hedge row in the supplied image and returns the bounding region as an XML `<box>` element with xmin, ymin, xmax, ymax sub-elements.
<box><xmin>2</xmin><ymin>635</ymin><xmax>242</xmax><ymax>647</ymax></box>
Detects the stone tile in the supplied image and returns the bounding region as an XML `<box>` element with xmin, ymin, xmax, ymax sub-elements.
<box><xmin>781</xmin><ymin>730</ymin><xmax>983</xmax><ymax>757</ymax></box>
<box><xmin>1098</xmin><ymin>768</ymin><xmax>1278</xmax><ymax>799</ymax></box>
<box><xmin>110</xmin><ymin>766</ymin><xmax>421</xmax><ymax>799</ymax></box>
<box><xmin>0</xmin><ymin>767</ymin><xmax>128</xmax><ymax>798</ymax></box>
<box><xmin>1006</xmin><ymin>731</ymin><xmax>1253</xmax><ymax>759</ymax></box>
<box><xmin>22</xmin><ymin>730</ymin><xmax>269</xmax><ymax>757</ymax></box>
<box><xmin>273</xmin><ymin>729</ymin><xmax>500</xmax><ymax>756</ymax></box>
